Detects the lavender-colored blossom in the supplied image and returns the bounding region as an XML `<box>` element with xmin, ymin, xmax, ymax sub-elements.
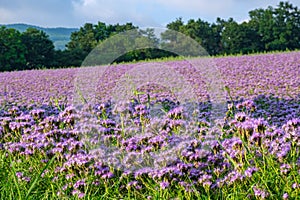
<box><xmin>292</xmin><ymin>183</ymin><xmax>300</xmax><ymax>189</ymax></box>
<box><xmin>73</xmin><ymin>179</ymin><xmax>86</xmax><ymax>189</ymax></box>
<box><xmin>22</xmin><ymin>176</ymin><xmax>31</xmax><ymax>183</ymax></box>
<box><xmin>283</xmin><ymin>193</ymin><xmax>289</xmax><ymax>200</ymax></box>
<box><xmin>244</xmin><ymin>167</ymin><xmax>258</xmax><ymax>178</ymax></box>
<box><xmin>280</xmin><ymin>164</ymin><xmax>291</xmax><ymax>175</ymax></box>
<box><xmin>78</xmin><ymin>193</ymin><xmax>85</xmax><ymax>198</ymax></box>
<box><xmin>16</xmin><ymin>172</ymin><xmax>23</xmax><ymax>179</ymax></box>
<box><xmin>160</xmin><ymin>181</ymin><xmax>170</xmax><ymax>189</ymax></box>
<box><xmin>253</xmin><ymin>186</ymin><xmax>269</xmax><ymax>199</ymax></box>
<box><xmin>101</xmin><ymin>172</ymin><xmax>114</xmax><ymax>179</ymax></box>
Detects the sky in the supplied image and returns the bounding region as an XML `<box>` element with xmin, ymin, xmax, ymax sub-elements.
<box><xmin>1</xmin><ymin>0</ymin><xmax>300</xmax><ymax>28</ymax></box>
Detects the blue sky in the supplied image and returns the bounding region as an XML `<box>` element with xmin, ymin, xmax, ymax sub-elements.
<box><xmin>1</xmin><ymin>0</ymin><xmax>300</xmax><ymax>28</ymax></box>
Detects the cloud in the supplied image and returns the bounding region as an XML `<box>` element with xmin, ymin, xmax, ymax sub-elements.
<box><xmin>153</xmin><ymin>0</ymin><xmax>234</xmax><ymax>15</ymax></box>
<box><xmin>72</xmin><ymin>0</ymin><xmax>117</xmax><ymax>21</ymax></box>
<box><xmin>0</xmin><ymin>0</ymin><xmax>75</xmax><ymax>27</ymax></box>
<box><xmin>1</xmin><ymin>0</ymin><xmax>300</xmax><ymax>27</ymax></box>
<box><xmin>71</xmin><ymin>0</ymin><xmax>239</xmax><ymax>27</ymax></box>
<box><xmin>71</xmin><ymin>0</ymin><xmax>161</xmax><ymax>27</ymax></box>
<box><xmin>72</xmin><ymin>0</ymin><xmax>267</xmax><ymax>27</ymax></box>
<box><xmin>0</xmin><ymin>8</ymin><xmax>15</xmax><ymax>22</ymax></box>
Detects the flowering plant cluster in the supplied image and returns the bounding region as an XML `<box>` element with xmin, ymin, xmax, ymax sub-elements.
<box><xmin>0</xmin><ymin>52</ymin><xmax>299</xmax><ymax>199</ymax></box>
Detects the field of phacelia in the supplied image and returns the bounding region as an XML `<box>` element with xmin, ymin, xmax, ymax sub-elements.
<box><xmin>0</xmin><ymin>52</ymin><xmax>299</xmax><ymax>199</ymax></box>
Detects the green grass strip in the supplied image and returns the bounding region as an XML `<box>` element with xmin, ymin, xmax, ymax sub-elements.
<box><xmin>25</xmin><ymin>155</ymin><xmax>56</xmax><ymax>199</ymax></box>
<box><xmin>10</xmin><ymin>157</ymin><xmax>22</xmax><ymax>200</ymax></box>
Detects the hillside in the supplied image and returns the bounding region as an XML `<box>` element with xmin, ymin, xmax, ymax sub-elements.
<box><xmin>1</xmin><ymin>23</ymin><xmax>78</xmax><ymax>50</ymax></box>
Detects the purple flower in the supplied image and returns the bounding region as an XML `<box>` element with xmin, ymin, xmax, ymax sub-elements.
<box><xmin>202</xmin><ymin>180</ymin><xmax>212</xmax><ymax>189</ymax></box>
<box><xmin>127</xmin><ymin>181</ymin><xmax>142</xmax><ymax>190</ymax></box>
<box><xmin>101</xmin><ymin>172</ymin><xmax>114</xmax><ymax>179</ymax></box>
<box><xmin>22</xmin><ymin>176</ymin><xmax>31</xmax><ymax>183</ymax></box>
<box><xmin>235</xmin><ymin>112</ymin><xmax>247</xmax><ymax>122</ymax></box>
<box><xmin>253</xmin><ymin>186</ymin><xmax>269</xmax><ymax>199</ymax></box>
<box><xmin>283</xmin><ymin>193</ymin><xmax>289</xmax><ymax>200</ymax></box>
<box><xmin>72</xmin><ymin>189</ymin><xmax>80</xmax><ymax>196</ymax></box>
<box><xmin>250</xmin><ymin>132</ymin><xmax>262</xmax><ymax>145</ymax></box>
<box><xmin>167</xmin><ymin>106</ymin><xmax>184</xmax><ymax>119</ymax></box>
<box><xmin>78</xmin><ymin>193</ymin><xmax>85</xmax><ymax>198</ymax></box>
<box><xmin>160</xmin><ymin>181</ymin><xmax>170</xmax><ymax>189</ymax></box>
<box><xmin>244</xmin><ymin>167</ymin><xmax>258</xmax><ymax>177</ymax></box>
<box><xmin>292</xmin><ymin>183</ymin><xmax>299</xmax><ymax>189</ymax></box>
<box><xmin>280</xmin><ymin>164</ymin><xmax>291</xmax><ymax>175</ymax></box>
<box><xmin>16</xmin><ymin>172</ymin><xmax>23</xmax><ymax>179</ymax></box>
<box><xmin>73</xmin><ymin>179</ymin><xmax>86</xmax><ymax>189</ymax></box>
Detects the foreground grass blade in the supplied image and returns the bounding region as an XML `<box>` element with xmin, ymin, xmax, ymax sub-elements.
<box><xmin>25</xmin><ymin>155</ymin><xmax>56</xmax><ymax>199</ymax></box>
<box><xmin>10</xmin><ymin>157</ymin><xmax>22</xmax><ymax>200</ymax></box>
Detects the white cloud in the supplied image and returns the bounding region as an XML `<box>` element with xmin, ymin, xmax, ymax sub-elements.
<box><xmin>71</xmin><ymin>0</ymin><xmax>176</xmax><ymax>27</ymax></box>
<box><xmin>73</xmin><ymin>0</ymin><xmax>115</xmax><ymax>19</ymax></box>
<box><xmin>237</xmin><ymin>18</ymin><xmax>250</xmax><ymax>24</ymax></box>
<box><xmin>72</xmin><ymin>0</ymin><xmax>150</xmax><ymax>25</ymax></box>
<box><xmin>71</xmin><ymin>0</ymin><xmax>237</xmax><ymax>27</ymax></box>
<box><xmin>0</xmin><ymin>8</ymin><xmax>16</xmax><ymax>22</ymax></box>
<box><xmin>0</xmin><ymin>0</ymin><xmax>75</xmax><ymax>27</ymax></box>
<box><xmin>2</xmin><ymin>0</ymin><xmax>300</xmax><ymax>27</ymax></box>
<box><xmin>152</xmin><ymin>0</ymin><xmax>235</xmax><ymax>14</ymax></box>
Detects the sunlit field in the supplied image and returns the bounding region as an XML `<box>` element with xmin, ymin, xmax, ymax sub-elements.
<box><xmin>0</xmin><ymin>51</ymin><xmax>299</xmax><ymax>199</ymax></box>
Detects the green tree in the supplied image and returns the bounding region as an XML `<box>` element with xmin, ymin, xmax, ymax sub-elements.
<box><xmin>272</xmin><ymin>1</ymin><xmax>300</xmax><ymax>50</ymax></box>
<box><xmin>249</xmin><ymin>1</ymin><xmax>300</xmax><ymax>51</ymax></box>
<box><xmin>114</xmin><ymin>22</ymin><xmax>137</xmax><ymax>34</ymax></box>
<box><xmin>132</xmin><ymin>28</ymin><xmax>159</xmax><ymax>60</ymax></box>
<box><xmin>65</xmin><ymin>23</ymin><xmax>98</xmax><ymax>66</ymax></box>
<box><xmin>166</xmin><ymin>18</ymin><xmax>222</xmax><ymax>55</ymax></box>
<box><xmin>161</xmin><ymin>28</ymin><xmax>207</xmax><ymax>57</ymax></box>
<box><xmin>94</xmin><ymin>22</ymin><xmax>110</xmax><ymax>42</ymax></box>
<box><xmin>184</xmin><ymin>19</ymin><xmax>219</xmax><ymax>55</ymax></box>
<box><xmin>220</xmin><ymin>18</ymin><xmax>261</xmax><ymax>54</ymax></box>
<box><xmin>0</xmin><ymin>27</ymin><xmax>27</xmax><ymax>71</ymax></box>
<box><xmin>66</xmin><ymin>23</ymin><xmax>97</xmax><ymax>53</ymax></box>
<box><xmin>65</xmin><ymin>22</ymin><xmax>138</xmax><ymax>66</ymax></box>
<box><xmin>21</xmin><ymin>28</ymin><xmax>55</xmax><ymax>69</ymax></box>
<box><xmin>166</xmin><ymin>17</ymin><xmax>184</xmax><ymax>31</ymax></box>
<box><xmin>52</xmin><ymin>49</ymin><xmax>87</xmax><ymax>68</ymax></box>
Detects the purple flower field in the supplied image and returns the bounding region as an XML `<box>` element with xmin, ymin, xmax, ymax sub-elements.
<box><xmin>0</xmin><ymin>52</ymin><xmax>299</xmax><ymax>199</ymax></box>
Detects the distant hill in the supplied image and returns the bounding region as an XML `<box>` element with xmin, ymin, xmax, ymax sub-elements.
<box><xmin>1</xmin><ymin>23</ymin><xmax>78</xmax><ymax>50</ymax></box>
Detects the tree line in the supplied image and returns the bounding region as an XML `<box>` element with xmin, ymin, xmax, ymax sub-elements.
<box><xmin>1</xmin><ymin>1</ymin><xmax>300</xmax><ymax>71</ymax></box>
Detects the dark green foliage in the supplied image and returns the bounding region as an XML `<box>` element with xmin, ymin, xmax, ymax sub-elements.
<box><xmin>114</xmin><ymin>48</ymin><xmax>177</xmax><ymax>63</ymax></box>
<box><xmin>0</xmin><ymin>27</ymin><xmax>27</xmax><ymax>71</ymax></box>
<box><xmin>21</xmin><ymin>28</ymin><xmax>55</xmax><ymax>69</ymax></box>
<box><xmin>2</xmin><ymin>23</ymin><xmax>78</xmax><ymax>50</ymax></box>
<box><xmin>64</xmin><ymin>22</ymin><xmax>140</xmax><ymax>66</ymax></box>
<box><xmin>249</xmin><ymin>1</ymin><xmax>300</xmax><ymax>51</ymax></box>
<box><xmin>166</xmin><ymin>1</ymin><xmax>300</xmax><ymax>55</ymax></box>
<box><xmin>219</xmin><ymin>19</ymin><xmax>262</xmax><ymax>54</ymax></box>
<box><xmin>0</xmin><ymin>27</ymin><xmax>56</xmax><ymax>71</ymax></box>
